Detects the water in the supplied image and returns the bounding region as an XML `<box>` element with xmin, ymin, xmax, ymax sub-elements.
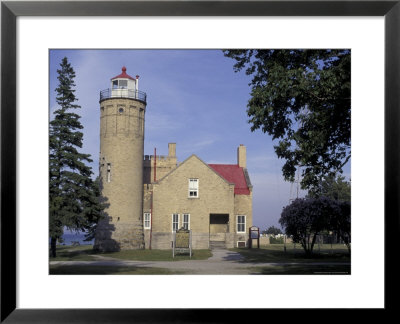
<box><xmin>58</xmin><ymin>233</ymin><xmax>94</xmax><ymax>246</ymax></box>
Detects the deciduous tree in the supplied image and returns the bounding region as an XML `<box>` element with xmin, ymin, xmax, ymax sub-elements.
<box><xmin>223</xmin><ymin>49</ymin><xmax>351</xmax><ymax>190</ymax></box>
<box><xmin>279</xmin><ymin>197</ymin><xmax>340</xmax><ymax>255</ymax></box>
<box><xmin>262</xmin><ymin>226</ymin><xmax>282</xmax><ymax>235</ymax></box>
<box><xmin>307</xmin><ymin>174</ymin><xmax>351</xmax><ymax>202</ymax></box>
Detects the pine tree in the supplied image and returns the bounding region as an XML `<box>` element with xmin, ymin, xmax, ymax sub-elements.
<box><xmin>49</xmin><ymin>57</ymin><xmax>103</xmax><ymax>257</ymax></box>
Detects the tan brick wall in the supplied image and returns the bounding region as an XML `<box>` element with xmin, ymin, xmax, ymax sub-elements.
<box><xmin>94</xmin><ymin>98</ymin><xmax>146</xmax><ymax>251</ymax></box>
<box><xmin>237</xmin><ymin>144</ymin><xmax>246</xmax><ymax>168</ymax></box>
<box><xmin>149</xmin><ymin>155</ymin><xmax>235</xmax><ymax>249</ymax></box>
<box><xmin>143</xmin><ymin>154</ymin><xmax>177</xmax><ymax>184</ymax></box>
<box><xmin>231</xmin><ymin>192</ymin><xmax>253</xmax><ymax>248</ymax></box>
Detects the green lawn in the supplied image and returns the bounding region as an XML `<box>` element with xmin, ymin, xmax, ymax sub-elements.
<box><xmin>248</xmin><ymin>264</ymin><xmax>351</xmax><ymax>275</ymax></box>
<box><xmin>50</xmin><ymin>245</ymin><xmax>212</xmax><ymax>261</ymax></box>
<box><xmin>49</xmin><ymin>264</ymin><xmax>188</xmax><ymax>275</ymax></box>
<box><xmin>50</xmin><ymin>245</ymin><xmax>99</xmax><ymax>261</ymax></box>
<box><xmin>231</xmin><ymin>244</ymin><xmax>350</xmax><ymax>263</ymax></box>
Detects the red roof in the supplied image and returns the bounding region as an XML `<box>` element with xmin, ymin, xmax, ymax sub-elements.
<box><xmin>111</xmin><ymin>67</ymin><xmax>136</xmax><ymax>81</ymax></box>
<box><xmin>208</xmin><ymin>164</ymin><xmax>250</xmax><ymax>195</ymax></box>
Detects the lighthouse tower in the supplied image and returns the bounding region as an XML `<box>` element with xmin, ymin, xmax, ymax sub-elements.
<box><xmin>94</xmin><ymin>67</ymin><xmax>147</xmax><ymax>251</ymax></box>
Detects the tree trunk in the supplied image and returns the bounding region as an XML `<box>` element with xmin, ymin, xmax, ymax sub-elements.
<box><xmin>50</xmin><ymin>237</ymin><xmax>57</xmax><ymax>258</ymax></box>
<box><xmin>310</xmin><ymin>233</ymin><xmax>317</xmax><ymax>254</ymax></box>
<box><xmin>301</xmin><ymin>238</ymin><xmax>307</xmax><ymax>254</ymax></box>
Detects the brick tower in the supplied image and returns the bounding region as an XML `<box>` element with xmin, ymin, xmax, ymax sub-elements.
<box><xmin>94</xmin><ymin>67</ymin><xmax>146</xmax><ymax>251</ymax></box>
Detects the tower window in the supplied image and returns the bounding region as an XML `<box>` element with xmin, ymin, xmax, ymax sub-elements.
<box><xmin>118</xmin><ymin>107</ymin><xmax>124</xmax><ymax>114</ymax></box>
<box><xmin>144</xmin><ymin>213</ymin><xmax>151</xmax><ymax>229</ymax></box>
<box><xmin>119</xmin><ymin>80</ymin><xmax>127</xmax><ymax>88</ymax></box>
<box><xmin>107</xmin><ymin>163</ymin><xmax>111</xmax><ymax>182</ymax></box>
<box><xmin>112</xmin><ymin>79</ymin><xmax>128</xmax><ymax>89</ymax></box>
<box><xmin>188</xmin><ymin>179</ymin><xmax>199</xmax><ymax>198</ymax></box>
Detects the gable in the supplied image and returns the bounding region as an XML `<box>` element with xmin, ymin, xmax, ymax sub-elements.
<box><xmin>155</xmin><ymin>154</ymin><xmax>232</xmax><ymax>186</ymax></box>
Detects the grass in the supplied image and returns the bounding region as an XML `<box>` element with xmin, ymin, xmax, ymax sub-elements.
<box><xmin>231</xmin><ymin>244</ymin><xmax>350</xmax><ymax>264</ymax></box>
<box><xmin>49</xmin><ymin>264</ymin><xmax>188</xmax><ymax>275</ymax></box>
<box><xmin>100</xmin><ymin>248</ymin><xmax>212</xmax><ymax>261</ymax></box>
<box><xmin>50</xmin><ymin>245</ymin><xmax>212</xmax><ymax>261</ymax></box>
<box><xmin>248</xmin><ymin>264</ymin><xmax>351</xmax><ymax>275</ymax></box>
<box><xmin>50</xmin><ymin>245</ymin><xmax>98</xmax><ymax>261</ymax></box>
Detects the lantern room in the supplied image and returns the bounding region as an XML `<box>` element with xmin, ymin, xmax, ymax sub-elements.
<box><xmin>111</xmin><ymin>66</ymin><xmax>139</xmax><ymax>97</ymax></box>
<box><xmin>99</xmin><ymin>67</ymin><xmax>147</xmax><ymax>103</ymax></box>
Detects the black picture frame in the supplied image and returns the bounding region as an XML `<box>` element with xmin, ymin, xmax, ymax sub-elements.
<box><xmin>1</xmin><ymin>0</ymin><xmax>398</xmax><ymax>322</ymax></box>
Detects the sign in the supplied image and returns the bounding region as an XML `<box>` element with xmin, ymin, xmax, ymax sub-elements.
<box><xmin>173</xmin><ymin>228</ymin><xmax>192</xmax><ymax>258</ymax></box>
<box><xmin>249</xmin><ymin>226</ymin><xmax>260</xmax><ymax>248</ymax></box>
<box><xmin>175</xmin><ymin>229</ymin><xmax>190</xmax><ymax>248</ymax></box>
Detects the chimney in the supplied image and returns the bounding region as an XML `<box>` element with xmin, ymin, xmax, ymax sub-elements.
<box><xmin>168</xmin><ymin>143</ymin><xmax>176</xmax><ymax>157</ymax></box>
<box><xmin>237</xmin><ymin>144</ymin><xmax>246</xmax><ymax>168</ymax></box>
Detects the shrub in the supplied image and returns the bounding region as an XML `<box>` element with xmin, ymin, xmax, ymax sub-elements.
<box><xmin>269</xmin><ymin>236</ymin><xmax>284</xmax><ymax>244</ymax></box>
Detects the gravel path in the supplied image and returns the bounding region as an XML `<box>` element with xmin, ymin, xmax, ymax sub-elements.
<box><xmin>50</xmin><ymin>249</ymin><xmax>350</xmax><ymax>275</ymax></box>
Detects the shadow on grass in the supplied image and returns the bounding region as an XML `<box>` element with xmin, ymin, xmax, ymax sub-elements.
<box><xmin>50</xmin><ymin>245</ymin><xmax>99</xmax><ymax>261</ymax></box>
<box><xmin>49</xmin><ymin>264</ymin><xmax>187</xmax><ymax>275</ymax></box>
<box><xmin>231</xmin><ymin>245</ymin><xmax>350</xmax><ymax>264</ymax></box>
<box><xmin>249</xmin><ymin>264</ymin><xmax>351</xmax><ymax>275</ymax></box>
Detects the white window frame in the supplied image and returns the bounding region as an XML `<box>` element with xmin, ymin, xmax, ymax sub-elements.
<box><xmin>236</xmin><ymin>215</ymin><xmax>246</xmax><ymax>233</ymax></box>
<box><xmin>172</xmin><ymin>213</ymin><xmax>180</xmax><ymax>232</ymax></box>
<box><xmin>237</xmin><ymin>241</ymin><xmax>247</xmax><ymax>248</ymax></box>
<box><xmin>143</xmin><ymin>212</ymin><xmax>151</xmax><ymax>229</ymax></box>
<box><xmin>112</xmin><ymin>79</ymin><xmax>128</xmax><ymax>89</ymax></box>
<box><xmin>182</xmin><ymin>213</ymin><xmax>190</xmax><ymax>230</ymax></box>
<box><xmin>119</xmin><ymin>79</ymin><xmax>128</xmax><ymax>89</ymax></box>
<box><xmin>188</xmin><ymin>178</ymin><xmax>199</xmax><ymax>198</ymax></box>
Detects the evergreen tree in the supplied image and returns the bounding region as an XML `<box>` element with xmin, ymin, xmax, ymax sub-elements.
<box><xmin>223</xmin><ymin>49</ymin><xmax>351</xmax><ymax>190</ymax></box>
<box><xmin>49</xmin><ymin>57</ymin><xmax>103</xmax><ymax>257</ymax></box>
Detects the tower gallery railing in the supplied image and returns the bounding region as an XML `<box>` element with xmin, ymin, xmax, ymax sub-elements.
<box><xmin>99</xmin><ymin>88</ymin><xmax>147</xmax><ymax>103</ymax></box>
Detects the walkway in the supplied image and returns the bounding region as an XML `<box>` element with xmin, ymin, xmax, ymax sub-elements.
<box><xmin>50</xmin><ymin>248</ymin><xmax>350</xmax><ymax>275</ymax></box>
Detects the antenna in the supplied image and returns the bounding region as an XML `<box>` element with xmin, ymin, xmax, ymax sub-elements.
<box><xmin>289</xmin><ymin>107</ymin><xmax>308</xmax><ymax>203</ymax></box>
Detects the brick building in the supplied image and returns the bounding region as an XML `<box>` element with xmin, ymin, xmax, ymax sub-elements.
<box><xmin>94</xmin><ymin>68</ymin><xmax>252</xmax><ymax>251</ymax></box>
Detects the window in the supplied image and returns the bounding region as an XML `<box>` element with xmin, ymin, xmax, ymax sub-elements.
<box><xmin>237</xmin><ymin>241</ymin><xmax>246</xmax><ymax>248</ymax></box>
<box><xmin>182</xmin><ymin>214</ymin><xmax>190</xmax><ymax>230</ymax></box>
<box><xmin>188</xmin><ymin>179</ymin><xmax>199</xmax><ymax>198</ymax></box>
<box><xmin>119</xmin><ymin>80</ymin><xmax>128</xmax><ymax>88</ymax></box>
<box><xmin>144</xmin><ymin>213</ymin><xmax>151</xmax><ymax>229</ymax></box>
<box><xmin>172</xmin><ymin>213</ymin><xmax>179</xmax><ymax>232</ymax></box>
<box><xmin>113</xmin><ymin>79</ymin><xmax>128</xmax><ymax>89</ymax></box>
<box><xmin>237</xmin><ymin>215</ymin><xmax>246</xmax><ymax>233</ymax></box>
<box><xmin>118</xmin><ymin>107</ymin><xmax>124</xmax><ymax>114</ymax></box>
<box><xmin>107</xmin><ymin>163</ymin><xmax>111</xmax><ymax>182</ymax></box>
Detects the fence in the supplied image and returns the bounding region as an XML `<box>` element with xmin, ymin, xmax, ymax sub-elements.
<box><xmin>258</xmin><ymin>233</ymin><xmax>349</xmax><ymax>247</ymax></box>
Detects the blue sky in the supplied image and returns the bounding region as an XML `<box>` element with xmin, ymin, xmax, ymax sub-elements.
<box><xmin>49</xmin><ymin>49</ymin><xmax>350</xmax><ymax>231</ymax></box>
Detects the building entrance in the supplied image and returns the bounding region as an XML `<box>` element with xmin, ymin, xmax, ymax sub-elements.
<box><xmin>209</xmin><ymin>214</ymin><xmax>229</xmax><ymax>243</ymax></box>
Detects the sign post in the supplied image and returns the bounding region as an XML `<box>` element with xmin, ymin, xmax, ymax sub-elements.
<box><xmin>249</xmin><ymin>226</ymin><xmax>260</xmax><ymax>249</ymax></box>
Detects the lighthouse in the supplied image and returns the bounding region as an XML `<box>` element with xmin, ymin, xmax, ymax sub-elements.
<box><xmin>94</xmin><ymin>67</ymin><xmax>147</xmax><ymax>251</ymax></box>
